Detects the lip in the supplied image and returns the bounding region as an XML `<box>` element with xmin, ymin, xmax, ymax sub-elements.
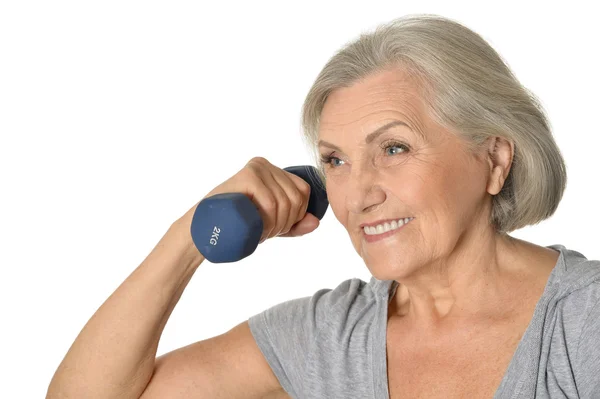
<box><xmin>360</xmin><ymin>217</ymin><xmax>412</xmax><ymax>228</ymax></box>
<box><xmin>361</xmin><ymin>218</ymin><xmax>413</xmax><ymax>243</ymax></box>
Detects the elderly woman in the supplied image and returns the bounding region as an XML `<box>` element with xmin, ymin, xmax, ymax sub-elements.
<box><xmin>47</xmin><ymin>14</ymin><xmax>599</xmax><ymax>399</ymax></box>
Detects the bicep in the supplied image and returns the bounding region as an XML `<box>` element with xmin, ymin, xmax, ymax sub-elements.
<box><xmin>140</xmin><ymin>320</ymin><xmax>284</xmax><ymax>399</ymax></box>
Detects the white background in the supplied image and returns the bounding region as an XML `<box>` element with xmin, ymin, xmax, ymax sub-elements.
<box><xmin>1</xmin><ymin>1</ymin><xmax>599</xmax><ymax>397</ymax></box>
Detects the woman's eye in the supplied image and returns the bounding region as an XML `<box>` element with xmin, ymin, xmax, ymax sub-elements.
<box><xmin>319</xmin><ymin>142</ymin><xmax>408</xmax><ymax>169</ymax></box>
<box><xmin>320</xmin><ymin>155</ymin><xmax>343</xmax><ymax>167</ymax></box>
<box><xmin>384</xmin><ymin>142</ymin><xmax>408</xmax><ymax>156</ymax></box>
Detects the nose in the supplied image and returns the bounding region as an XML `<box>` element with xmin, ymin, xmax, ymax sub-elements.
<box><xmin>345</xmin><ymin>162</ymin><xmax>386</xmax><ymax>214</ymax></box>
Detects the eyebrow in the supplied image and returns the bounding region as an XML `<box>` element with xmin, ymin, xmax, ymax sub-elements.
<box><xmin>317</xmin><ymin>120</ymin><xmax>417</xmax><ymax>152</ymax></box>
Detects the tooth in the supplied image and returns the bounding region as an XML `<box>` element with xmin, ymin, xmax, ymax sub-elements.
<box><xmin>390</xmin><ymin>220</ymin><xmax>398</xmax><ymax>229</ymax></box>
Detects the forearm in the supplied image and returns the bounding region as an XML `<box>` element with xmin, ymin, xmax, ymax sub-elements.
<box><xmin>47</xmin><ymin>220</ymin><xmax>205</xmax><ymax>399</ymax></box>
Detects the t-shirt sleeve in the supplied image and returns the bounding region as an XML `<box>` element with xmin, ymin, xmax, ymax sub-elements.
<box><xmin>247</xmin><ymin>278</ymin><xmax>365</xmax><ymax>398</ymax></box>
<box><xmin>574</xmin><ymin>281</ymin><xmax>600</xmax><ymax>398</ymax></box>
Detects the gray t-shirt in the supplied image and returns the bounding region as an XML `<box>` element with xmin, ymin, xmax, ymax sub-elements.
<box><xmin>248</xmin><ymin>244</ymin><xmax>600</xmax><ymax>398</ymax></box>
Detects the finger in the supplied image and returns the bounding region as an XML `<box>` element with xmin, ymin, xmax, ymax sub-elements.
<box><xmin>270</xmin><ymin>167</ymin><xmax>310</xmax><ymax>235</ymax></box>
<box><xmin>254</xmin><ymin>164</ymin><xmax>291</xmax><ymax>239</ymax></box>
<box><xmin>243</xmin><ymin>163</ymin><xmax>281</xmax><ymax>243</ymax></box>
<box><xmin>279</xmin><ymin>213</ymin><xmax>320</xmax><ymax>237</ymax></box>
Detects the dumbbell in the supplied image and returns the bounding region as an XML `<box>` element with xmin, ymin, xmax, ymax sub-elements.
<box><xmin>190</xmin><ymin>165</ymin><xmax>328</xmax><ymax>263</ymax></box>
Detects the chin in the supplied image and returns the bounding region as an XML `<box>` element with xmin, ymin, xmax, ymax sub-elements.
<box><xmin>369</xmin><ymin>267</ymin><xmax>402</xmax><ymax>282</ymax></box>
<box><xmin>365</xmin><ymin>254</ymin><xmax>413</xmax><ymax>278</ymax></box>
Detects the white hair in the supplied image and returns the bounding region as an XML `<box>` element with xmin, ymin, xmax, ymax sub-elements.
<box><xmin>300</xmin><ymin>13</ymin><xmax>567</xmax><ymax>234</ymax></box>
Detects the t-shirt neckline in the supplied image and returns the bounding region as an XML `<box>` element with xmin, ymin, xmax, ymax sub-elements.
<box><xmin>371</xmin><ymin>244</ymin><xmax>567</xmax><ymax>399</ymax></box>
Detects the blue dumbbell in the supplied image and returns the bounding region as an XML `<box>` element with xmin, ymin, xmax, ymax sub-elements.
<box><xmin>190</xmin><ymin>165</ymin><xmax>328</xmax><ymax>263</ymax></box>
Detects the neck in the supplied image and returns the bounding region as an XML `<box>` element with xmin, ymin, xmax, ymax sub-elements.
<box><xmin>387</xmin><ymin>231</ymin><xmax>554</xmax><ymax>333</ymax></box>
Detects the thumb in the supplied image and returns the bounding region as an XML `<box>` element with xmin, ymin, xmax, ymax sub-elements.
<box><xmin>279</xmin><ymin>213</ymin><xmax>320</xmax><ymax>237</ymax></box>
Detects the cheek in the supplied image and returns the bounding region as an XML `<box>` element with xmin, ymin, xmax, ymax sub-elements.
<box><xmin>391</xmin><ymin>167</ymin><xmax>454</xmax><ymax>229</ymax></box>
<box><xmin>442</xmin><ymin>162</ymin><xmax>485</xmax><ymax>209</ymax></box>
<box><xmin>390</xmin><ymin>168</ymin><xmax>434</xmax><ymax>205</ymax></box>
<box><xmin>422</xmin><ymin>164</ymin><xmax>484</xmax><ymax>232</ymax></box>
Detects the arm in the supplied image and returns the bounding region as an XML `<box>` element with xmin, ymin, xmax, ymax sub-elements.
<box><xmin>47</xmin><ymin>158</ymin><xmax>317</xmax><ymax>399</ymax></box>
<box><xmin>46</xmin><ymin>219</ymin><xmax>204</xmax><ymax>399</ymax></box>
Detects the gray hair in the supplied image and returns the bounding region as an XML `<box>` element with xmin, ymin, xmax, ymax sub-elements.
<box><xmin>300</xmin><ymin>13</ymin><xmax>567</xmax><ymax>234</ymax></box>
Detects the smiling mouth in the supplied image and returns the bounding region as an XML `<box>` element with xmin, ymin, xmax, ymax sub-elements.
<box><xmin>361</xmin><ymin>217</ymin><xmax>414</xmax><ymax>243</ymax></box>
<box><xmin>361</xmin><ymin>217</ymin><xmax>415</xmax><ymax>235</ymax></box>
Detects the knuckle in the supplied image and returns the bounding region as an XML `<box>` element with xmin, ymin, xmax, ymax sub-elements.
<box><xmin>248</xmin><ymin>156</ymin><xmax>268</xmax><ymax>166</ymax></box>
<box><xmin>264</xmin><ymin>196</ymin><xmax>277</xmax><ymax>212</ymax></box>
<box><xmin>299</xmin><ymin>180</ymin><xmax>311</xmax><ymax>195</ymax></box>
<box><xmin>272</xmin><ymin>190</ymin><xmax>289</xmax><ymax>213</ymax></box>
<box><xmin>281</xmin><ymin>194</ymin><xmax>292</xmax><ymax>212</ymax></box>
<box><xmin>290</xmin><ymin>190</ymin><xmax>304</xmax><ymax>209</ymax></box>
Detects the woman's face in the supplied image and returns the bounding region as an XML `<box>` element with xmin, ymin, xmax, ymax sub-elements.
<box><xmin>317</xmin><ymin>67</ymin><xmax>492</xmax><ymax>280</ymax></box>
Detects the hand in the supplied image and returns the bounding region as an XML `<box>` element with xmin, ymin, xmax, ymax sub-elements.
<box><xmin>177</xmin><ymin>157</ymin><xmax>320</xmax><ymax>245</ymax></box>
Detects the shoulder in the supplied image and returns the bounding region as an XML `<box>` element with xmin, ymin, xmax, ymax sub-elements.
<box><xmin>521</xmin><ymin>247</ymin><xmax>600</xmax><ymax>395</ymax></box>
<box><xmin>548</xmin><ymin>248</ymin><xmax>600</xmax><ymax>372</ymax></box>
<box><xmin>552</xmin><ymin>247</ymin><xmax>600</xmax><ymax>336</ymax></box>
<box><xmin>246</xmin><ymin>277</ymin><xmax>382</xmax><ymax>397</ymax></box>
<box><xmin>248</xmin><ymin>277</ymin><xmax>380</xmax><ymax>335</ymax></box>
<box><xmin>553</xmin><ymin>246</ymin><xmax>600</xmax><ymax>322</ymax></box>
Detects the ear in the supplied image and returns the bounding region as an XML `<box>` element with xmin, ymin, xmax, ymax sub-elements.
<box><xmin>486</xmin><ymin>137</ymin><xmax>514</xmax><ymax>196</ymax></box>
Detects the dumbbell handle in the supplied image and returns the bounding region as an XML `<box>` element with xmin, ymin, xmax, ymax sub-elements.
<box><xmin>190</xmin><ymin>165</ymin><xmax>328</xmax><ymax>263</ymax></box>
